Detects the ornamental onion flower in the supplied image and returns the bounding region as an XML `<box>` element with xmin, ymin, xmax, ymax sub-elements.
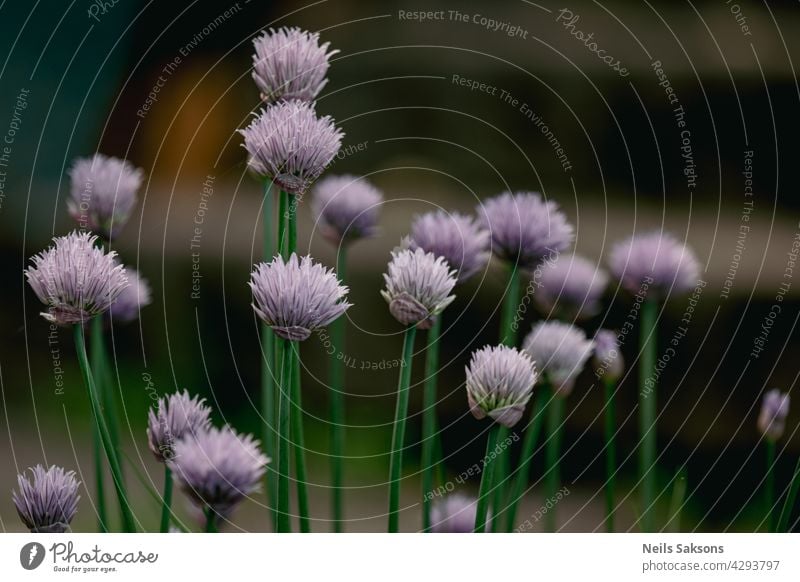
<box><xmin>523</xmin><ymin>321</ymin><xmax>594</xmax><ymax>397</ymax></box>
<box><xmin>252</xmin><ymin>27</ymin><xmax>338</xmax><ymax>104</ymax></box>
<box><xmin>311</xmin><ymin>174</ymin><xmax>383</xmax><ymax>245</ymax></box>
<box><xmin>758</xmin><ymin>389</ymin><xmax>790</xmax><ymax>442</ymax></box>
<box><xmin>25</xmin><ymin>231</ymin><xmax>129</xmax><ymax>326</ymax></box>
<box><xmin>407</xmin><ymin>210</ymin><xmax>491</xmax><ymax>283</ymax></box>
<box><xmin>147</xmin><ymin>390</ymin><xmax>213</xmax><ymax>462</ymax></box>
<box><xmin>465</xmin><ymin>345</ymin><xmax>538</xmax><ymax>428</ymax></box>
<box><xmin>250</xmin><ymin>253</ymin><xmax>351</xmax><ymax>341</ymax></box>
<box><xmin>593</xmin><ymin>329</ymin><xmax>624</xmax><ymax>383</ymax></box>
<box><xmin>431</xmin><ymin>494</ymin><xmax>480</xmax><ymax>533</ymax></box>
<box><xmin>239</xmin><ymin>100</ymin><xmax>343</xmax><ymax>195</ymax></box>
<box><xmin>13</xmin><ymin>465</ymin><xmax>80</xmax><ymax>533</ymax></box>
<box><xmin>477</xmin><ymin>191</ymin><xmax>573</xmax><ymax>270</ymax></box>
<box><xmin>534</xmin><ymin>253</ymin><xmax>608</xmax><ymax>320</ymax></box>
<box><xmin>381</xmin><ymin>247</ymin><xmax>457</xmax><ymax>329</ymax></box>
<box><xmin>109</xmin><ymin>269</ymin><xmax>151</xmax><ymax>323</ymax></box>
<box><xmin>67</xmin><ymin>154</ymin><xmax>143</xmax><ymax>240</ymax></box>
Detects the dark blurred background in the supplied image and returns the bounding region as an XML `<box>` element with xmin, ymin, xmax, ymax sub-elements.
<box><xmin>0</xmin><ymin>0</ymin><xmax>798</xmax><ymax>532</ymax></box>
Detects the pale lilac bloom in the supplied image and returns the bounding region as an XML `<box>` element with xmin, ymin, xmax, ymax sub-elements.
<box><xmin>147</xmin><ymin>390</ymin><xmax>213</xmax><ymax>462</ymax></box>
<box><xmin>239</xmin><ymin>100</ymin><xmax>342</xmax><ymax>195</ymax></box>
<box><xmin>478</xmin><ymin>191</ymin><xmax>573</xmax><ymax>270</ymax></box>
<box><xmin>523</xmin><ymin>321</ymin><xmax>594</xmax><ymax>397</ymax></box>
<box><xmin>109</xmin><ymin>269</ymin><xmax>151</xmax><ymax>323</ymax></box>
<box><xmin>25</xmin><ymin>231</ymin><xmax>129</xmax><ymax>326</ymax></box>
<box><xmin>250</xmin><ymin>253</ymin><xmax>351</xmax><ymax>341</ymax></box>
<box><xmin>466</xmin><ymin>345</ymin><xmax>537</xmax><ymax>428</ymax></box>
<box><xmin>168</xmin><ymin>426</ymin><xmax>269</xmax><ymax>514</ymax></box>
<box><xmin>593</xmin><ymin>329</ymin><xmax>624</xmax><ymax>383</ymax></box>
<box><xmin>608</xmin><ymin>231</ymin><xmax>700</xmax><ymax>297</ymax></box>
<box><xmin>758</xmin><ymin>389</ymin><xmax>790</xmax><ymax>442</ymax></box>
<box><xmin>534</xmin><ymin>253</ymin><xmax>608</xmax><ymax>320</ymax></box>
<box><xmin>311</xmin><ymin>174</ymin><xmax>383</xmax><ymax>245</ymax></box>
<box><xmin>407</xmin><ymin>210</ymin><xmax>491</xmax><ymax>283</ymax></box>
<box><xmin>252</xmin><ymin>27</ymin><xmax>338</xmax><ymax>104</ymax></box>
<box><xmin>430</xmin><ymin>494</ymin><xmax>480</xmax><ymax>533</ymax></box>
<box><xmin>67</xmin><ymin>154</ymin><xmax>143</xmax><ymax>240</ymax></box>
<box><xmin>13</xmin><ymin>465</ymin><xmax>80</xmax><ymax>533</ymax></box>
<box><xmin>381</xmin><ymin>247</ymin><xmax>457</xmax><ymax>329</ymax></box>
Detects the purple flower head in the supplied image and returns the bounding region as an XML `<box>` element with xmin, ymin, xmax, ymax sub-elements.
<box><xmin>67</xmin><ymin>154</ymin><xmax>143</xmax><ymax>240</ymax></box>
<box><xmin>311</xmin><ymin>174</ymin><xmax>383</xmax><ymax>245</ymax></box>
<box><xmin>25</xmin><ymin>231</ymin><xmax>129</xmax><ymax>326</ymax></box>
<box><xmin>478</xmin><ymin>191</ymin><xmax>574</xmax><ymax>270</ymax></box>
<box><xmin>466</xmin><ymin>345</ymin><xmax>537</xmax><ymax>428</ymax></box>
<box><xmin>534</xmin><ymin>253</ymin><xmax>608</xmax><ymax>320</ymax></box>
<box><xmin>252</xmin><ymin>27</ymin><xmax>338</xmax><ymax>104</ymax></box>
<box><xmin>147</xmin><ymin>390</ymin><xmax>213</xmax><ymax>463</ymax></box>
<box><xmin>523</xmin><ymin>321</ymin><xmax>594</xmax><ymax>398</ymax></box>
<box><xmin>13</xmin><ymin>465</ymin><xmax>80</xmax><ymax>533</ymax></box>
<box><xmin>380</xmin><ymin>247</ymin><xmax>457</xmax><ymax>329</ymax></box>
<box><xmin>758</xmin><ymin>389</ymin><xmax>790</xmax><ymax>442</ymax></box>
<box><xmin>407</xmin><ymin>210</ymin><xmax>491</xmax><ymax>283</ymax></box>
<box><xmin>239</xmin><ymin>100</ymin><xmax>343</xmax><ymax>195</ymax></box>
<box><xmin>593</xmin><ymin>329</ymin><xmax>624</xmax><ymax>383</ymax></box>
<box><xmin>431</xmin><ymin>494</ymin><xmax>480</xmax><ymax>533</ymax></box>
<box><xmin>608</xmin><ymin>231</ymin><xmax>701</xmax><ymax>298</ymax></box>
<box><xmin>109</xmin><ymin>269</ymin><xmax>151</xmax><ymax>323</ymax></box>
<box><xmin>250</xmin><ymin>253</ymin><xmax>351</xmax><ymax>341</ymax></box>
<box><xmin>168</xmin><ymin>426</ymin><xmax>269</xmax><ymax>514</ymax></box>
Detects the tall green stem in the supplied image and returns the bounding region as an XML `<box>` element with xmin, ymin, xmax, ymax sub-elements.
<box><xmin>276</xmin><ymin>339</ymin><xmax>293</xmax><ymax>533</ymax></box>
<box><xmin>544</xmin><ymin>395</ymin><xmax>565</xmax><ymax>532</ymax></box>
<box><xmin>638</xmin><ymin>298</ymin><xmax>658</xmax><ymax>532</ymax></box>
<box><xmin>329</xmin><ymin>248</ymin><xmax>347</xmax><ymax>532</ymax></box>
<box><xmin>388</xmin><ymin>326</ymin><xmax>417</xmax><ymax>532</ymax></box>
<box><xmin>766</xmin><ymin>440</ymin><xmax>776</xmax><ymax>532</ymax></box>
<box><xmin>473</xmin><ymin>424</ymin><xmax>500</xmax><ymax>533</ymax></box>
<box><xmin>91</xmin><ymin>421</ymin><xmax>108</xmax><ymax>532</ymax></box>
<box><xmin>489</xmin><ymin>425</ymin><xmax>509</xmax><ymax>532</ymax></box>
<box><xmin>500</xmin><ymin>263</ymin><xmax>521</xmax><ymax>348</ymax></box>
<box><xmin>778</xmin><ymin>456</ymin><xmax>800</xmax><ymax>532</ymax></box>
<box><xmin>604</xmin><ymin>377</ymin><xmax>618</xmax><ymax>532</ymax></box>
<box><xmin>290</xmin><ymin>344</ymin><xmax>310</xmax><ymax>532</ymax></box>
<box><xmin>73</xmin><ymin>323</ymin><xmax>135</xmax><ymax>532</ymax></box>
<box><xmin>160</xmin><ymin>465</ymin><xmax>173</xmax><ymax>533</ymax></box>
<box><xmin>421</xmin><ymin>316</ymin><xmax>442</xmax><ymax>532</ymax></box>
<box><xmin>278</xmin><ymin>190</ymin><xmax>288</xmax><ymax>258</ymax></box>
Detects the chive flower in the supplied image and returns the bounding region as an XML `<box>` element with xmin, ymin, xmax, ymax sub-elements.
<box><xmin>523</xmin><ymin>321</ymin><xmax>594</xmax><ymax>397</ymax></box>
<box><xmin>147</xmin><ymin>390</ymin><xmax>213</xmax><ymax>462</ymax></box>
<box><xmin>535</xmin><ymin>253</ymin><xmax>608</xmax><ymax>320</ymax></box>
<box><xmin>593</xmin><ymin>329</ymin><xmax>624</xmax><ymax>383</ymax></box>
<box><xmin>13</xmin><ymin>465</ymin><xmax>80</xmax><ymax>533</ymax></box>
<box><xmin>430</xmin><ymin>494</ymin><xmax>480</xmax><ymax>533</ymax></box>
<box><xmin>109</xmin><ymin>269</ymin><xmax>151</xmax><ymax>323</ymax></box>
<box><xmin>311</xmin><ymin>174</ymin><xmax>383</xmax><ymax>245</ymax></box>
<box><xmin>758</xmin><ymin>389</ymin><xmax>790</xmax><ymax>442</ymax></box>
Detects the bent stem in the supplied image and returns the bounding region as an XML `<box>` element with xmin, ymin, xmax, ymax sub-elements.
<box><xmin>638</xmin><ymin>298</ymin><xmax>658</xmax><ymax>532</ymax></box>
<box><xmin>388</xmin><ymin>326</ymin><xmax>417</xmax><ymax>532</ymax></box>
<box><xmin>778</xmin><ymin>455</ymin><xmax>800</xmax><ymax>532</ymax></box>
<box><xmin>604</xmin><ymin>377</ymin><xmax>618</xmax><ymax>532</ymax></box>
<box><xmin>276</xmin><ymin>338</ymin><xmax>293</xmax><ymax>533</ymax></box>
<box><xmin>473</xmin><ymin>424</ymin><xmax>500</xmax><ymax>533</ymax></box>
<box><xmin>73</xmin><ymin>323</ymin><xmax>135</xmax><ymax>532</ymax></box>
<box><xmin>765</xmin><ymin>440</ymin><xmax>776</xmax><ymax>532</ymax></box>
<box><xmin>160</xmin><ymin>465</ymin><xmax>173</xmax><ymax>533</ymax></box>
<box><xmin>329</xmin><ymin>248</ymin><xmax>347</xmax><ymax>532</ymax></box>
<box><xmin>544</xmin><ymin>395</ymin><xmax>565</xmax><ymax>532</ymax></box>
<box><xmin>290</xmin><ymin>343</ymin><xmax>310</xmax><ymax>532</ymax></box>
<box><xmin>421</xmin><ymin>316</ymin><xmax>442</xmax><ymax>532</ymax></box>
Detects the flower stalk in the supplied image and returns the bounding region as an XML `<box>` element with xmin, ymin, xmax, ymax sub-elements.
<box><xmin>604</xmin><ymin>376</ymin><xmax>618</xmax><ymax>532</ymax></box>
<box><xmin>544</xmin><ymin>393</ymin><xmax>565</xmax><ymax>532</ymax></box>
<box><xmin>473</xmin><ymin>424</ymin><xmax>500</xmax><ymax>533</ymax></box>
<box><xmin>638</xmin><ymin>298</ymin><xmax>658</xmax><ymax>532</ymax></box>
<box><xmin>421</xmin><ymin>316</ymin><xmax>442</xmax><ymax>532</ymax></box>
<box><xmin>329</xmin><ymin>248</ymin><xmax>347</xmax><ymax>532</ymax></box>
<box><xmin>160</xmin><ymin>465</ymin><xmax>173</xmax><ymax>533</ymax></box>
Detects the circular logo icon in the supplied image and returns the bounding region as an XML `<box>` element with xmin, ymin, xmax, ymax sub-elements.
<box><xmin>20</xmin><ymin>542</ymin><xmax>46</xmax><ymax>570</ymax></box>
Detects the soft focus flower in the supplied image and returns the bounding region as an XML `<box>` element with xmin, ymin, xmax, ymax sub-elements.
<box><xmin>147</xmin><ymin>390</ymin><xmax>212</xmax><ymax>462</ymax></box>
<box><xmin>240</xmin><ymin>100</ymin><xmax>342</xmax><ymax>195</ymax></box>
<box><xmin>168</xmin><ymin>426</ymin><xmax>269</xmax><ymax>514</ymax></box>
<box><xmin>758</xmin><ymin>389</ymin><xmax>790</xmax><ymax>442</ymax></box>
<box><xmin>252</xmin><ymin>27</ymin><xmax>338</xmax><ymax>104</ymax></box>
<box><xmin>534</xmin><ymin>253</ymin><xmax>608</xmax><ymax>320</ymax></box>
<box><xmin>466</xmin><ymin>345</ymin><xmax>537</xmax><ymax>428</ymax></box>
<box><xmin>109</xmin><ymin>269</ymin><xmax>151</xmax><ymax>323</ymax></box>
<box><xmin>608</xmin><ymin>231</ymin><xmax>700</xmax><ymax>297</ymax></box>
<box><xmin>25</xmin><ymin>231</ymin><xmax>129</xmax><ymax>326</ymax></box>
<box><xmin>311</xmin><ymin>174</ymin><xmax>383</xmax><ymax>245</ymax></box>
<box><xmin>380</xmin><ymin>247</ymin><xmax>457</xmax><ymax>329</ymax></box>
<box><xmin>478</xmin><ymin>191</ymin><xmax>573</xmax><ymax>270</ymax></box>
<box><xmin>67</xmin><ymin>154</ymin><xmax>143</xmax><ymax>240</ymax></box>
<box><xmin>250</xmin><ymin>253</ymin><xmax>351</xmax><ymax>341</ymax></box>
<box><xmin>593</xmin><ymin>329</ymin><xmax>624</xmax><ymax>383</ymax></box>
<box><xmin>13</xmin><ymin>465</ymin><xmax>80</xmax><ymax>533</ymax></box>
<box><xmin>430</xmin><ymin>494</ymin><xmax>479</xmax><ymax>533</ymax></box>
<box><xmin>523</xmin><ymin>321</ymin><xmax>594</xmax><ymax>397</ymax></box>
<box><xmin>407</xmin><ymin>210</ymin><xmax>491</xmax><ymax>283</ymax></box>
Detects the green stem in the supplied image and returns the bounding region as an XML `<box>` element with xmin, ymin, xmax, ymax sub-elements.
<box><xmin>473</xmin><ymin>424</ymin><xmax>500</xmax><ymax>533</ymax></box>
<box><xmin>778</xmin><ymin>455</ymin><xmax>800</xmax><ymax>532</ymax></box>
<box><xmin>388</xmin><ymin>326</ymin><xmax>417</xmax><ymax>533</ymax></box>
<box><xmin>500</xmin><ymin>262</ymin><xmax>521</xmax><ymax>347</ymax></box>
<box><xmin>638</xmin><ymin>298</ymin><xmax>658</xmax><ymax>532</ymax></box>
<box><xmin>290</xmin><ymin>344</ymin><xmax>310</xmax><ymax>532</ymax></box>
<box><xmin>160</xmin><ymin>465</ymin><xmax>173</xmax><ymax>533</ymax></box>
<box><xmin>544</xmin><ymin>395</ymin><xmax>565</xmax><ymax>532</ymax></box>
<box><xmin>329</xmin><ymin>248</ymin><xmax>347</xmax><ymax>532</ymax></box>
<box><xmin>277</xmin><ymin>190</ymin><xmax>288</xmax><ymax>258</ymax></box>
<box><xmin>276</xmin><ymin>339</ymin><xmax>293</xmax><ymax>533</ymax></box>
<box><xmin>489</xmin><ymin>425</ymin><xmax>509</xmax><ymax>532</ymax></box>
<box><xmin>73</xmin><ymin>323</ymin><xmax>135</xmax><ymax>532</ymax></box>
<box><xmin>766</xmin><ymin>440</ymin><xmax>776</xmax><ymax>532</ymax></box>
<box><xmin>91</xmin><ymin>421</ymin><xmax>108</xmax><ymax>532</ymax></box>
<box><xmin>288</xmin><ymin>193</ymin><xmax>297</xmax><ymax>254</ymax></box>
<box><xmin>421</xmin><ymin>316</ymin><xmax>442</xmax><ymax>532</ymax></box>
<box><xmin>204</xmin><ymin>507</ymin><xmax>218</xmax><ymax>533</ymax></box>
<box><xmin>604</xmin><ymin>377</ymin><xmax>617</xmax><ymax>532</ymax></box>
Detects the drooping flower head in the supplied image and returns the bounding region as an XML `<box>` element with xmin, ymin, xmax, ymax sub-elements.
<box><xmin>13</xmin><ymin>465</ymin><xmax>80</xmax><ymax>533</ymax></box>
<box><xmin>381</xmin><ymin>247</ymin><xmax>457</xmax><ymax>329</ymax></box>
<box><xmin>109</xmin><ymin>269</ymin><xmax>152</xmax><ymax>323</ymax></box>
<box><xmin>250</xmin><ymin>253</ymin><xmax>351</xmax><ymax>341</ymax></box>
<box><xmin>608</xmin><ymin>231</ymin><xmax>701</xmax><ymax>298</ymax></box>
<box><xmin>466</xmin><ymin>345</ymin><xmax>537</xmax><ymax>428</ymax></box>
<box><xmin>431</xmin><ymin>494</ymin><xmax>480</xmax><ymax>533</ymax></box>
<box><xmin>534</xmin><ymin>253</ymin><xmax>608</xmax><ymax>320</ymax></box>
<box><xmin>311</xmin><ymin>174</ymin><xmax>383</xmax><ymax>245</ymax></box>
<box><xmin>758</xmin><ymin>389</ymin><xmax>790</xmax><ymax>442</ymax></box>
<box><xmin>407</xmin><ymin>210</ymin><xmax>491</xmax><ymax>283</ymax></box>
<box><xmin>25</xmin><ymin>231</ymin><xmax>129</xmax><ymax>326</ymax></box>
<box><xmin>147</xmin><ymin>390</ymin><xmax>213</xmax><ymax>462</ymax></box>
<box><xmin>478</xmin><ymin>191</ymin><xmax>574</xmax><ymax>270</ymax></box>
<box><xmin>240</xmin><ymin>100</ymin><xmax>343</xmax><ymax>195</ymax></box>
<box><xmin>67</xmin><ymin>154</ymin><xmax>143</xmax><ymax>240</ymax></box>
<box><xmin>593</xmin><ymin>329</ymin><xmax>624</xmax><ymax>383</ymax></box>
<box><xmin>523</xmin><ymin>321</ymin><xmax>594</xmax><ymax>397</ymax></box>
<box><xmin>252</xmin><ymin>27</ymin><xmax>338</xmax><ymax>104</ymax></box>
<box><xmin>168</xmin><ymin>426</ymin><xmax>269</xmax><ymax>514</ymax></box>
